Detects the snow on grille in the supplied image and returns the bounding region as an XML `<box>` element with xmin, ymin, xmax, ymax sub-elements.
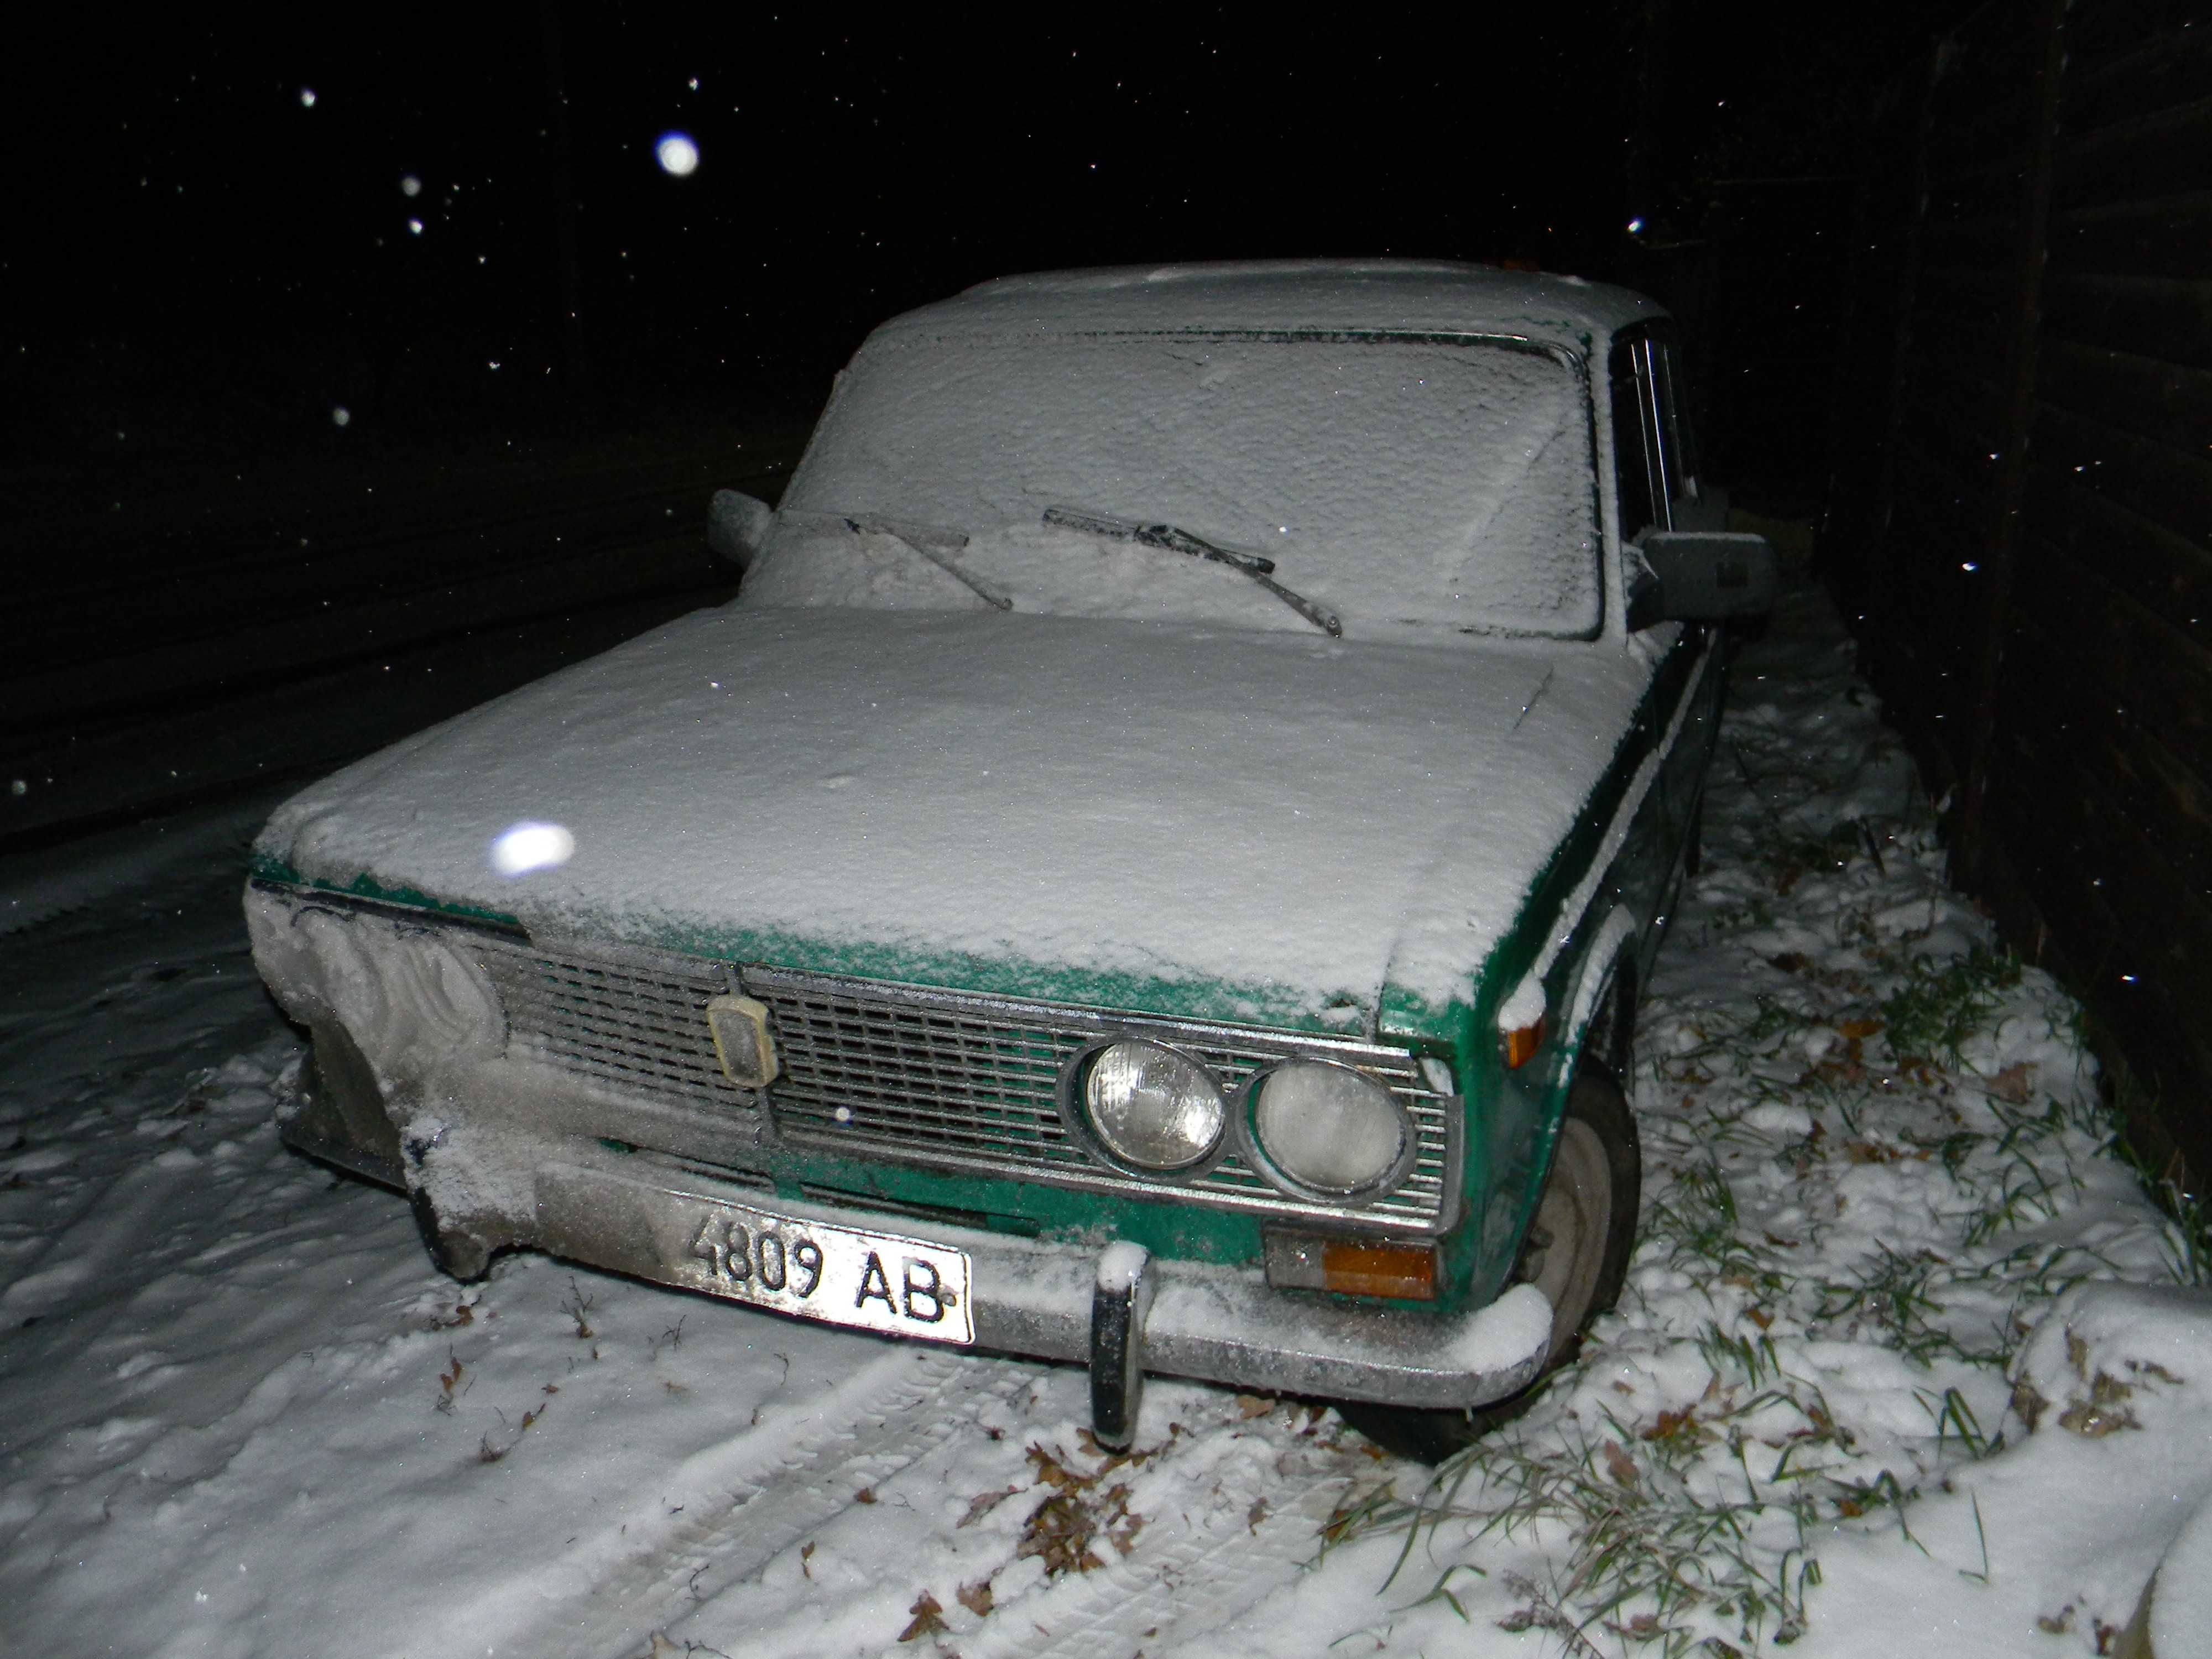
<box><xmin>479</xmin><ymin>938</ymin><xmax>760</xmax><ymax>1130</ymax></box>
<box><xmin>742</xmin><ymin>965</ymin><xmax>1457</xmax><ymax>1233</ymax></box>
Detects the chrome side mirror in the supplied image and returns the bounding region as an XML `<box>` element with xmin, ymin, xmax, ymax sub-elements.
<box><xmin>1627</xmin><ymin>530</ymin><xmax>1777</xmax><ymax>628</ymax></box>
<box><xmin>708</xmin><ymin>489</ymin><xmax>775</xmax><ymax>571</ymax></box>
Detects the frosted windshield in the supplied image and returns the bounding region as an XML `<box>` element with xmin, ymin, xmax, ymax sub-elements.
<box><xmin>758</xmin><ymin>332</ymin><xmax>1603</xmax><ymax>638</ymax></box>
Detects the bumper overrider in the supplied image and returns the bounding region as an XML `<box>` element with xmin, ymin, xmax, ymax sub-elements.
<box><xmin>246</xmin><ymin>881</ymin><xmax>1553</xmax><ymax>1441</ymax></box>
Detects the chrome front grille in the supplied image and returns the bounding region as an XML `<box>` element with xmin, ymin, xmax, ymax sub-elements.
<box><xmin>460</xmin><ymin>927</ymin><xmax>1458</xmax><ymax>1234</ymax></box>
<box><xmin>479</xmin><ymin>937</ymin><xmax>763</xmax><ymax>1133</ymax></box>
<box><xmin>743</xmin><ymin>965</ymin><xmax>1459</xmax><ymax>1234</ymax></box>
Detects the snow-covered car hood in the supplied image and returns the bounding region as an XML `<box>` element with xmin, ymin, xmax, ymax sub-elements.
<box><xmin>255</xmin><ymin>605</ymin><xmax>1653</xmax><ymax>1026</ymax></box>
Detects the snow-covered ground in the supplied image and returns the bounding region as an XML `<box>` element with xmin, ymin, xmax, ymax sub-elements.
<box><xmin>3</xmin><ymin>580</ymin><xmax>2208</xmax><ymax>1658</ymax></box>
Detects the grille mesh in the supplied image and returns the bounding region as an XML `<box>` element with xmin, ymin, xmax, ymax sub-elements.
<box><xmin>744</xmin><ymin>966</ymin><xmax>1456</xmax><ymax>1232</ymax></box>
<box><xmin>463</xmin><ymin>932</ymin><xmax>1455</xmax><ymax>1233</ymax></box>
<box><xmin>479</xmin><ymin>939</ymin><xmax>761</xmax><ymax>1130</ymax></box>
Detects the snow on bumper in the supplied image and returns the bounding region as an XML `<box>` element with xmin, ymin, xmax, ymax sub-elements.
<box><xmin>528</xmin><ymin>1155</ymin><xmax>1554</xmax><ymax>1409</ymax></box>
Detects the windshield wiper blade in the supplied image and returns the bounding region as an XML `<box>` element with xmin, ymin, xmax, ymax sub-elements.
<box><xmin>797</xmin><ymin>509</ymin><xmax>1013</xmax><ymax>610</ymax></box>
<box><xmin>1041</xmin><ymin>505</ymin><xmax>1342</xmax><ymax>638</ymax></box>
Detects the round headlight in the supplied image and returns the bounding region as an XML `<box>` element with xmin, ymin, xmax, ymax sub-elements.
<box><xmin>1080</xmin><ymin>1040</ymin><xmax>1225</xmax><ymax>1171</ymax></box>
<box><xmin>1251</xmin><ymin>1061</ymin><xmax>1409</xmax><ymax>1196</ymax></box>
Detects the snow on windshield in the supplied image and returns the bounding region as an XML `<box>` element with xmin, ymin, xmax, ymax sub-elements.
<box><xmin>748</xmin><ymin>332</ymin><xmax>1602</xmax><ymax>638</ymax></box>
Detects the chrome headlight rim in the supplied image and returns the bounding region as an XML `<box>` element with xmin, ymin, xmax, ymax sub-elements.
<box><xmin>1058</xmin><ymin>1035</ymin><xmax>1232</xmax><ymax>1180</ymax></box>
<box><xmin>1240</xmin><ymin>1057</ymin><xmax>1417</xmax><ymax>1204</ymax></box>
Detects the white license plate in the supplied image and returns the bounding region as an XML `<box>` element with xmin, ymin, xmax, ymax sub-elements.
<box><xmin>673</xmin><ymin>1199</ymin><xmax>974</xmax><ymax>1345</ymax></box>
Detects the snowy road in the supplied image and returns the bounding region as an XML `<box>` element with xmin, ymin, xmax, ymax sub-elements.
<box><xmin>4</xmin><ymin>582</ymin><xmax>2208</xmax><ymax>1658</ymax></box>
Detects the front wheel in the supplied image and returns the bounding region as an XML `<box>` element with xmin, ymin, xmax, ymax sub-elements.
<box><xmin>1518</xmin><ymin>1067</ymin><xmax>1641</xmax><ymax>1373</ymax></box>
<box><xmin>1337</xmin><ymin>1066</ymin><xmax>1641</xmax><ymax>1463</ymax></box>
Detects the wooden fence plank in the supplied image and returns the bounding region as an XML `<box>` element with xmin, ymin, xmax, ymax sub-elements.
<box><xmin>2037</xmin><ymin>334</ymin><xmax>2212</xmax><ymax>453</ymax></box>
<box><xmin>2011</xmin><ymin>532</ymin><xmax>2212</xmax><ymax>788</ymax></box>
<box><xmin>2066</xmin><ymin>0</ymin><xmax>2212</xmax><ymax>74</ymax></box>
<box><xmin>2031</xmin><ymin>400</ymin><xmax>2212</xmax><ymax>553</ymax></box>
<box><xmin>2052</xmin><ymin>96</ymin><xmax>2212</xmax><ymax>207</ymax></box>
<box><xmin>1964</xmin><ymin>802</ymin><xmax>2212</xmax><ymax>1198</ymax></box>
<box><xmin>2000</xmin><ymin>566</ymin><xmax>2212</xmax><ymax>895</ymax></box>
<box><xmin>2063</xmin><ymin>33</ymin><xmax>2212</xmax><ymax>132</ymax></box>
<box><xmin>2023</xmin><ymin>463</ymin><xmax>2212</xmax><ymax>654</ymax></box>
<box><xmin>2048</xmin><ymin>192</ymin><xmax>2212</xmax><ymax>281</ymax></box>
<box><xmin>2041</xmin><ymin>273</ymin><xmax>2212</xmax><ymax>372</ymax></box>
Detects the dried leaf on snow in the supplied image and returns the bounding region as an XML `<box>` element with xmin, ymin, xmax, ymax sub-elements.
<box><xmin>898</xmin><ymin>1591</ymin><xmax>947</xmax><ymax>1643</ymax></box>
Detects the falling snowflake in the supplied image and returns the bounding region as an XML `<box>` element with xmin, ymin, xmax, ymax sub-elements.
<box><xmin>655</xmin><ymin>132</ymin><xmax>700</xmax><ymax>176</ymax></box>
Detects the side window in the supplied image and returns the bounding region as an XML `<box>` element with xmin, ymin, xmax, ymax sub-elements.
<box><xmin>1611</xmin><ymin>331</ymin><xmax>1703</xmax><ymax>545</ymax></box>
<box><xmin>1609</xmin><ymin>337</ymin><xmax>1662</xmax><ymax>542</ymax></box>
<box><xmin>1649</xmin><ymin>336</ymin><xmax>1707</xmax><ymax>514</ymax></box>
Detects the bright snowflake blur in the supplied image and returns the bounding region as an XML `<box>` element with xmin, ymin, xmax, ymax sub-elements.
<box><xmin>655</xmin><ymin>131</ymin><xmax>700</xmax><ymax>176</ymax></box>
<box><xmin>489</xmin><ymin>821</ymin><xmax>576</xmax><ymax>877</ymax></box>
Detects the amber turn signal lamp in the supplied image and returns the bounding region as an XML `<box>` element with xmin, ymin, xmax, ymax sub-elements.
<box><xmin>1321</xmin><ymin>1239</ymin><xmax>1438</xmax><ymax>1301</ymax></box>
<box><xmin>1500</xmin><ymin>1014</ymin><xmax>1547</xmax><ymax>1070</ymax></box>
<box><xmin>1262</xmin><ymin>1229</ymin><xmax>1441</xmax><ymax>1301</ymax></box>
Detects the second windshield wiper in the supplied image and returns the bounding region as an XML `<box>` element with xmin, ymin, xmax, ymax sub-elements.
<box><xmin>1042</xmin><ymin>505</ymin><xmax>1342</xmax><ymax>638</ymax></box>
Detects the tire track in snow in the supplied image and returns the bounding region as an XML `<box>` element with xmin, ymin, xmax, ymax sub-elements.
<box><xmin>0</xmin><ymin>1154</ymin><xmax>210</xmax><ymax>1318</ymax></box>
<box><xmin>503</xmin><ymin>1345</ymin><xmax>1044</xmax><ymax>1659</ymax></box>
<box><xmin>946</xmin><ymin>1454</ymin><xmax>1356</xmax><ymax>1659</ymax></box>
<box><xmin>555</xmin><ymin>1345</ymin><xmax>1370</xmax><ymax>1659</ymax></box>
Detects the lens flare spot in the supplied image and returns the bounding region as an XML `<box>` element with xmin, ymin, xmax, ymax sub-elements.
<box><xmin>490</xmin><ymin>821</ymin><xmax>576</xmax><ymax>877</ymax></box>
<box><xmin>655</xmin><ymin>131</ymin><xmax>700</xmax><ymax>176</ymax></box>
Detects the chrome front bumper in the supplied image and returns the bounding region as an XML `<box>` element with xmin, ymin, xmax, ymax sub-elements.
<box><xmin>528</xmin><ymin>1154</ymin><xmax>1553</xmax><ymax>1410</ymax></box>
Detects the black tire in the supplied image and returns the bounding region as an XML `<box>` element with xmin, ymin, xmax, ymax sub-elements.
<box><xmin>1338</xmin><ymin>1065</ymin><xmax>1641</xmax><ymax>1464</ymax></box>
<box><xmin>1684</xmin><ymin>791</ymin><xmax>1705</xmax><ymax>879</ymax></box>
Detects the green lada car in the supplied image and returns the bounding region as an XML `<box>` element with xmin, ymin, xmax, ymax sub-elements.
<box><xmin>245</xmin><ymin>260</ymin><xmax>1772</xmax><ymax>1455</ymax></box>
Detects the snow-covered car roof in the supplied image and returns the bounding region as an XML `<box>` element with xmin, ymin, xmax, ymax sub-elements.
<box><xmin>870</xmin><ymin>260</ymin><xmax>1665</xmax><ymax>356</ymax></box>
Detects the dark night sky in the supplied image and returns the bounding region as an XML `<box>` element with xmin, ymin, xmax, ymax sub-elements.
<box><xmin>5</xmin><ymin>5</ymin><xmax>1953</xmax><ymax>467</ymax></box>
<box><xmin>0</xmin><ymin>3</ymin><xmax>1973</xmax><ymax>841</ymax></box>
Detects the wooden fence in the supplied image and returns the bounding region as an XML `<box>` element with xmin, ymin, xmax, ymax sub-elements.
<box><xmin>1825</xmin><ymin>0</ymin><xmax>2212</xmax><ymax>1186</ymax></box>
